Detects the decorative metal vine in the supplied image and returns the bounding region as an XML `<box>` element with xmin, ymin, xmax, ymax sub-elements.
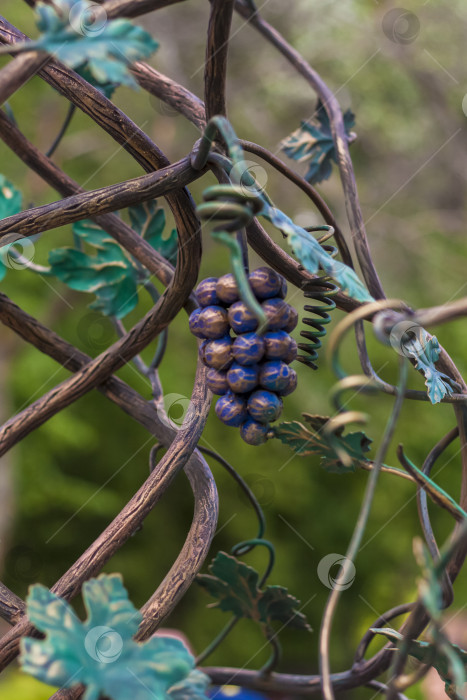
<box><xmin>0</xmin><ymin>2</ymin><xmax>466</xmax><ymax>700</ymax></box>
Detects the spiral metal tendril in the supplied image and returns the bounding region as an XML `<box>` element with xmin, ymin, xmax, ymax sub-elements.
<box><xmin>298</xmin><ymin>279</ymin><xmax>338</xmax><ymax>370</ymax></box>
<box><xmin>296</xmin><ymin>227</ymin><xmax>338</xmax><ymax>370</ymax></box>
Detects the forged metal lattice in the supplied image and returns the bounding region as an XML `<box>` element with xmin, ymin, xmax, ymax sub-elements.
<box><xmin>0</xmin><ymin>2</ymin><xmax>467</xmax><ymax>700</ymax></box>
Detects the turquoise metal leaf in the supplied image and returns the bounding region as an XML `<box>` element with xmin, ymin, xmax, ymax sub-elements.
<box><xmin>129</xmin><ymin>201</ymin><xmax>178</xmax><ymax>263</ymax></box>
<box><xmin>0</xmin><ymin>175</ymin><xmax>23</xmax><ymax>281</ymax></box>
<box><xmin>402</xmin><ymin>330</ymin><xmax>457</xmax><ymax>404</ymax></box>
<box><xmin>260</xmin><ymin>204</ymin><xmax>373</xmax><ymax>303</ymax></box>
<box><xmin>197</xmin><ymin>552</ymin><xmax>311</xmax><ymax>632</ymax></box>
<box><xmin>33</xmin><ymin>0</ymin><xmax>159</xmax><ymax>89</ymax></box>
<box><xmin>75</xmin><ymin>64</ymin><xmax>118</xmax><ymax>99</ymax></box>
<box><xmin>168</xmin><ymin>670</ymin><xmax>211</xmax><ymax>700</ymax></box>
<box><xmin>20</xmin><ymin>574</ymin><xmax>204</xmax><ymax>700</ymax></box>
<box><xmin>281</xmin><ymin>100</ymin><xmax>355</xmax><ymax>185</ymax></box>
<box><xmin>49</xmin><ymin>220</ymin><xmax>140</xmax><ymax>318</ymax></box>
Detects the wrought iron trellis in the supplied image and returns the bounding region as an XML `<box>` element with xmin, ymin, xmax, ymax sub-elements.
<box><xmin>0</xmin><ymin>1</ymin><xmax>466</xmax><ymax>700</ymax></box>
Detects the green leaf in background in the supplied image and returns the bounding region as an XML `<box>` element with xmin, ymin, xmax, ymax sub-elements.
<box><xmin>49</xmin><ymin>220</ymin><xmax>139</xmax><ymax>318</ymax></box>
<box><xmin>372</xmin><ymin>627</ymin><xmax>467</xmax><ymax>700</ymax></box>
<box><xmin>33</xmin><ymin>0</ymin><xmax>159</xmax><ymax>89</ymax></box>
<box><xmin>129</xmin><ymin>201</ymin><xmax>178</xmax><ymax>264</ymax></box>
<box><xmin>402</xmin><ymin>331</ymin><xmax>457</xmax><ymax>404</ymax></box>
<box><xmin>273</xmin><ymin>414</ymin><xmax>372</xmax><ymax>474</ymax></box>
<box><xmin>20</xmin><ymin>574</ymin><xmax>199</xmax><ymax>700</ymax></box>
<box><xmin>0</xmin><ymin>175</ymin><xmax>23</xmax><ymax>281</ymax></box>
<box><xmin>280</xmin><ymin>99</ymin><xmax>355</xmax><ymax>185</ymax></box>
<box><xmin>197</xmin><ymin>552</ymin><xmax>311</xmax><ymax>632</ymax></box>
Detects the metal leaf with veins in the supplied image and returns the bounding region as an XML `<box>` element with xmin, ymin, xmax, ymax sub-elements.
<box><xmin>20</xmin><ymin>573</ymin><xmax>206</xmax><ymax>700</ymax></box>
<box><xmin>403</xmin><ymin>330</ymin><xmax>458</xmax><ymax>404</ymax></box>
<box><xmin>196</xmin><ymin>551</ymin><xmax>311</xmax><ymax>632</ymax></box>
<box><xmin>49</xmin><ymin>220</ymin><xmax>141</xmax><ymax>319</ymax></box>
<box><xmin>32</xmin><ymin>0</ymin><xmax>159</xmax><ymax>90</ymax></box>
<box><xmin>273</xmin><ymin>414</ymin><xmax>372</xmax><ymax>473</ymax></box>
<box><xmin>129</xmin><ymin>201</ymin><xmax>178</xmax><ymax>264</ymax></box>
<box><xmin>281</xmin><ymin>100</ymin><xmax>355</xmax><ymax>185</ymax></box>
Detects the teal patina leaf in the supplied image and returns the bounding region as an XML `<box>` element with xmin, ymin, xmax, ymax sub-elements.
<box><xmin>402</xmin><ymin>330</ymin><xmax>457</xmax><ymax>404</ymax></box>
<box><xmin>75</xmin><ymin>64</ymin><xmax>118</xmax><ymax>99</ymax></box>
<box><xmin>49</xmin><ymin>220</ymin><xmax>140</xmax><ymax>318</ymax></box>
<box><xmin>259</xmin><ymin>204</ymin><xmax>373</xmax><ymax>303</ymax></box>
<box><xmin>168</xmin><ymin>670</ymin><xmax>211</xmax><ymax>700</ymax></box>
<box><xmin>33</xmin><ymin>0</ymin><xmax>159</xmax><ymax>89</ymax></box>
<box><xmin>0</xmin><ymin>175</ymin><xmax>23</xmax><ymax>281</ymax></box>
<box><xmin>273</xmin><ymin>414</ymin><xmax>372</xmax><ymax>474</ymax></box>
<box><xmin>20</xmin><ymin>574</ymin><xmax>202</xmax><ymax>700</ymax></box>
<box><xmin>281</xmin><ymin>99</ymin><xmax>355</xmax><ymax>185</ymax></box>
<box><xmin>129</xmin><ymin>201</ymin><xmax>178</xmax><ymax>263</ymax></box>
<box><xmin>196</xmin><ymin>552</ymin><xmax>311</xmax><ymax>631</ymax></box>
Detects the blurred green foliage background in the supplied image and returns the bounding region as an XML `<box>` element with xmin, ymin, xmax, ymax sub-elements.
<box><xmin>0</xmin><ymin>0</ymin><xmax>467</xmax><ymax>698</ymax></box>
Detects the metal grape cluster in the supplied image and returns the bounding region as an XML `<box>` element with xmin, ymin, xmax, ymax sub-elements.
<box><xmin>190</xmin><ymin>268</ymin><xmax>298</xmax><ymax>444</ymax></box>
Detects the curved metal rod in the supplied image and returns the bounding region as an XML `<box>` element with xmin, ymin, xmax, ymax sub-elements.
<box><xmin>233</xmin><ymin>1</ymin><xmax>385</xmax><ymax>300</ymax></box>
<box><xmin>131</xmin><ymin>62</ymin><xmax>206</xmax><ymax>131</ymax></box>
<box><xmin>0</xmin><ymin>205</ymin><xmax>201</xmax><ymax>456</ymax></box>
<box><xmin>129</xmin><ymin>65</ymin><xmax>355</xmax><ymax>277</ymax></box>
<box><xmin>193</xmin><ymin>447</ymin><xmax>270</xmax><ymax>666</ymax></box>
<box><xmin>0</xmin><ymin>156</ymin><xmax>204</xmax><ymax>242</ymax></box>
<box><xmin>413</xmin><ymin>427</ymin><xmax>459</xmax><ymax>610</ymax></box>
<box><xmin>353</xmin><ymin>603</ymin><xmax>415</xmax><ymax>668</ymax></box>
<box><xmin>319</xmin><ymin>358</ymin><xmax>408</xmax><ymax>700</ymax></box>
<box><xmin>354</xmin><ymin>319</ymin><xmax>434</xmax><ymax>403</ymax></box>
<box><xmin>329</xmin><ymin>300</ymin><xmax>467</xmax><ymax>403</ymax></box>
<box><xmin>197</xmin><ymin>446</ymin><xmax>266</xmax><ymax>539</ymax></box>
<box><xmin>204</xmin><ymin>0</ymin><xmax>234</xmax><ymax>120</ymax></box>
<box><xmin>0</xmin><ymin>17</ymin><xmax>201</xmax><ymax>280</ymax></box>
<box><xmin>0</xmin><ymin>51</ymin><xmax>49</xmax><ymax>107</ymax></box>
<box><xmin>0</xmin><ymin>293</ymin><xmax>218</xmax><ymax>635</ymax></box>
<box><xmin>0</xmin><ymin>361</ymin><xmax>214</xmax><ymax>671</ymax></box>
<box><xmin>0</xmin><ymin>77</ymin><xmax>203</xmax><ymax>458</ymax></box>
<box><xmin>0</xmin><ymin>583</ymin><xmax>25</xmax><ymax>626</ymax></box>
<box><xmin>2</xmin><ymin>156</ymin><xmax>202</xmax><ymax>243</ymax></box>
<box><xmin>240</xmin><ymin>140</ymin><xmax>353</xmax><ymax>267</ymax></box>
<box><xmin>102</xmin><ymin>0</ymin><xmax>188</xmax><ymax>19</ymax></box>
<box><xmin>414</xmin><ymin>298</ymin><xmax>467</xmax><ymax>329</ymax></box>
<box><xmin>366</xmin><ymin>680</ymin><xmax>412</xmax><ymax>700</ymax></box>
<box><xmin>45</xmin><ymin>103</ymin><xmax>76</xmax><ymax>158</ymax></box>
<box><xmin>397</xmin><ymin>446</ymin><xmax>466</xmax><ymax>524</ymax></box>
<box><xmin>0</xmin><ymin>110</ymin><xmax>186</xmax><ymax>294</ymax></box>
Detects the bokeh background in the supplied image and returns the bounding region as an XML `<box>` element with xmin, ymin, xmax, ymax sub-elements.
<box><xmin>0</xmin><ymin>1</ymin><xmax>467</xmax><ymax>698</ymax></box>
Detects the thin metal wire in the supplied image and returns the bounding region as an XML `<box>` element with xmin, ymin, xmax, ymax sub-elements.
<box><xmin>320</xmin><ymin>356</ymin><xmax>409</xmax><ymax>700</ymax></box>
<box><xmin>45</xmin><ymin>103</ymin><xmax>76</xmax><ymax>158</ymax></box>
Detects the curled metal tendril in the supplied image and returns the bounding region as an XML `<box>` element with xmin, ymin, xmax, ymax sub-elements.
<box><xmin>196</xmin><ymin>184</ymin><xmax>267</xmax><ymax>330</ymax></box>
<box><xmin>297</xmin><ymin>227</ymin><xmax>338</xmax><ymax>371</ymax></box>
<box><xmin>185</xmin><ymin>446</ymin><xmax>276</xmax><ymax>666</ymax></box>
<box><xmin>192</xmin><ymin>117</ymin><xmax>273</xmax><ymax>332</ymax></box>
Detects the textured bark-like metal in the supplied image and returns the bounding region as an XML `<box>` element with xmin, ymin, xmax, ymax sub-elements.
<box><xmin>0</xmin><ymin>157</ymin><xmax>202</xmax><ymax>241</ymax></box>
<box><xmin>204</xmin><ymin>0</ymin><xmax>235</xmax><ymax>120</ymax></box>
